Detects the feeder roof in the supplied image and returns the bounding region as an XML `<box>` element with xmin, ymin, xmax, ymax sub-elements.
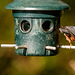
<box><xmin>6</xmin><ymin>0</ymin><xmax>70</xmax><ymax>10</ymax></box>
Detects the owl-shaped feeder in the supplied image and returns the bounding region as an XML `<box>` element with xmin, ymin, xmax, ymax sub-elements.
<box><xmin>1</xmin><ymin>0</ymin><xmax>71</xmax><ymax>56</ymax></box>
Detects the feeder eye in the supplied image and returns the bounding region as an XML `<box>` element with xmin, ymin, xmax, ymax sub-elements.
<box><xmin>20</xmin><ymin>20</ymin><xmax>31</xmax><ymax>33</ymax></box>
<box><xmin>41</xmin><ymin>20</ymin><xmax>54</xmax><ymax>33</ymax></box>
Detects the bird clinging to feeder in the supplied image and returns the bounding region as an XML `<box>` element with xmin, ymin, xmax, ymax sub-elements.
<box><xmin>59</xmin><ymin>26</ymin><xmax>75</xmax><ymax>47</ymax></box>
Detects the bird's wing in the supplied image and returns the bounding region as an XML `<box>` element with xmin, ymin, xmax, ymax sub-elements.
<box><xmin>59</xmin><ymin>26</ymin><xmax>75</xmax><ymax>37</ymax></box>
<box><xmin>65</xmin><ymin>26</ymin><xmax>75</xmax><ymax>36</ymax></box>
<box><xmin>59</xmin><ymin>27</ymin><xmax>69</xmax><ymax>34</ymax></box>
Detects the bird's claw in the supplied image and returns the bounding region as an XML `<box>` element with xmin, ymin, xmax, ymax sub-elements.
<box><xmin>70</xmin><ymin>44</ymin><xmax>72</xmax><ymax>49</ymax></box>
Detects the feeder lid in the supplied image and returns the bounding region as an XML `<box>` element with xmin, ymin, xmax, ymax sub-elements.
<box><xmin>6</xmin><ymin>0</ymin><xmax>70</xmax><ymax>10</ymax></box>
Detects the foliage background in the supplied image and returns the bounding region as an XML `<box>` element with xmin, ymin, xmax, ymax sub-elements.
<box><xmin>0</xmin><ymin>0</ymin><xmax>75</xmax><ymax>75</ymax></box>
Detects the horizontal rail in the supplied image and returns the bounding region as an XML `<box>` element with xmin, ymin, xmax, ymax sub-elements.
<box><xmin>1</xmin><ymin>44</ymin><xmax>27</xmax><ymax>49</ymax></box>
<box><xmin>1</xmin><ymin>44</ymin><xmax>16</xmax><ymax>47</ymax></box>
<box><xmin>1</xmin><ymin>44</ymin><xmax>75</xmax><ymax>50</ymax></box>
<box><xmin>57</xmin><ymin>45</ymin><xmax>75</xmax><ymax>49</ymax></box>
<box><xmin>46</xmin><ymin>46</ymin><xmax>56</xmax><ymax>50</ymax></box>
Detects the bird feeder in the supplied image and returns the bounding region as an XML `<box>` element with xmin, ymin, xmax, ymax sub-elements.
<box><xmin>1</xmin><ymin>0</ymin><xmax>71</xmax><ymax>56</ymax></box>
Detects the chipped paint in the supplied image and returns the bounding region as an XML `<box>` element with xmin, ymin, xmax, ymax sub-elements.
<box><xmin>16</xmin><ymin>30</ymin><xmax>19</xmax><ymax>35</ymax></box>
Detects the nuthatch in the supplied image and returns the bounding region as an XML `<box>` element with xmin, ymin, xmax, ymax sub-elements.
<box><xmin>59</xmin><ymin>26</ymin><xmax>75</xmax><ymax>47</ymax></box>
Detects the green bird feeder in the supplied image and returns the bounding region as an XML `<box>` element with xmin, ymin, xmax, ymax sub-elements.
<box><xmin>1</xmin><ymin>0</ymin><xmax>70</xmax><ymax>56</ymax></box>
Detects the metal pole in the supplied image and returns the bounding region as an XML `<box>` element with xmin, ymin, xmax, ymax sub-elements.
<box><xmin>57</xmin><ymin>45</ymin><xmax>75</xmax><ymax>49</ymax></box>
<box><xmin>1</xmin><ymin>44</ymin><xmax>16</xmax><ymax>47</ymax></box>
<box><xmin>46</xmin><ymin>46</ymin><xmax>56</xmax><ymax>50</ymax></box>
<box><xmin>1</xmin><ymin>44</ymin><xmax>27</xmax><ymax>49</ymax></box>
<box><xmin>1</xmin><ymin>44</ymin><xmax>75</xmax><ymax>50</ymax></box>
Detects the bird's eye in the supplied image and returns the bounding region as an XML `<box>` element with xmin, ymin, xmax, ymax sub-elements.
<box><xmin>19</xmin><ymin>20</ymin><xmax>31</xmax><ymax>33</ymax></box>
<box><xmin>41</xmin><ymin>20</ymin><xmax>54</xmax><ymax>33</ymax></box>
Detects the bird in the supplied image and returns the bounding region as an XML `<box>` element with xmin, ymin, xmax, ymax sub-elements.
<box><xmin>59</xmin><ymin>26</ymin><xmax>75</xmax><ymax>48</ymax></box>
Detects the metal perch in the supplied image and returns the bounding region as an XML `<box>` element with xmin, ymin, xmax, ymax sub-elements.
<box><xmin>57</xmin><ymin>45</ymin><xmax>75</xmax><ymax>49</ymax></box>
<box><xmin>1</xmin><ymin>44</ymin><xmax>75</xmax><ymax>50</ymax></box>
<box><xmin>1</xmin><ymin>44</ymin><xmax>27</xmax><ymax>49</ymax></box>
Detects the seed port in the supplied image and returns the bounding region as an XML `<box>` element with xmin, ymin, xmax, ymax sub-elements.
<box><xmin>41</xmin><ymin>20</ymin><xmax>54</xmax><ymax>33</ymax></box>
<box><xmin>20</xmin><ymin>20</ymin><xmax>31</xmax><ymax>33</ymax></box>
<box><xmin>42</xmin><ymin>21</ymin><xmax>51</xmax><ymax>31</ymax></box>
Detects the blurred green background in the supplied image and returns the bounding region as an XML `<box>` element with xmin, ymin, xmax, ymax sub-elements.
<box><xmin>0</xmin><ymin>0</ymin><xmax>75</xmax><ymax>75</ymax></box>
